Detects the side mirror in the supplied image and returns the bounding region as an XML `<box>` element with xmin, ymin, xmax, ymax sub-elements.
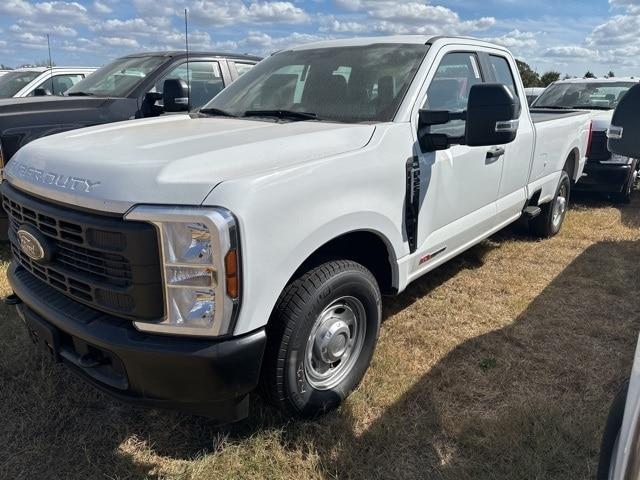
<box><xmin>33</xmin><ymin>87</ymin><xmax>49</xmax><ymax>97</ymax></box>
<box><xmin>608</xmin><ymin>83</ymin><xmax>640</xmax><ymax>157</ymax></box>
<box><xmin>418</xmin><ymin>83</ymin><xmax>520</xmax><ymax>152</ymax></box>
<box><xmin>163</xmin><ymin>78</ymin><xmax>190</xmax><ymax>112</ymax></box>
<box><xmin>466</xmin><ymin>83</ymin><xmax>520</xmax><ymax>147</ymax></box>
<box><xmin>144</xmin><ymin>91</ymin><xmax>163</xmax><ymax>104</ymax></box>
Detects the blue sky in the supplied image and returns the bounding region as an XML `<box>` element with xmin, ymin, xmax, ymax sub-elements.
<box><xmin>0</xmin><ymin>0</ymin><xmax>638</xmax><ymax>77</ymax></box>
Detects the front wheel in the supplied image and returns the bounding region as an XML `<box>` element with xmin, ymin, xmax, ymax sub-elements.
<box><xmin>530</xmin><ymin>170</ymin><xmax>571</xmax><ymax>238</ymax></box>
<box><xmin>261</xmin><ymin>260</ymin><xmax>382</xmax><ymax>417</ymax></box>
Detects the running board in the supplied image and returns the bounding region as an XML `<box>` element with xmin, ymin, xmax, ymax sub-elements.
<box><xmin>523</xmin><ymin>206</ymin><xmax>542</xmax><ymax>219</ymax></box>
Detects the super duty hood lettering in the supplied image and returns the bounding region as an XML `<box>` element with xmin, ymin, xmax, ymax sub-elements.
<box><xmin>8</xmin><ymin>161</ymin><xmax>101</xmax><ymax>193</ymax></box>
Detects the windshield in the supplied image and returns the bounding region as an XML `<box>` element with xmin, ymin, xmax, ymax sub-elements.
<box><xmin>0</xmin><ymin>71</ymin><xmax>41</xmax><ymax>98</ymax></box>
<box><xmin>203</xmin><ymin>44</ymin><xmax>429</xmax><ymax>123</ymax></box>
<box><xmin>66</xmin><ymin>56</ymin><xmax>166</xmax><ymax>97</ymax></box>
<box><xmin>532</xmin><ymin>82</ymin><xmax>637</xmax><ymax>110</ymax></box>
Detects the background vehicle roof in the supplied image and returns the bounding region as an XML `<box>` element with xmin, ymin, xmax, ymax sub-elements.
<box><xmin>12</xmin><ymin>66</ymin><xmax>97</xmax><ymax>72</ymax></box>
<box><xmin>120</xmin><ymin>51</ymin><xmax>262</xmax><ymax>62</ymax></box>
<box><xmin>553</xmin><ymin>77</ymin><xmax>640</xmax><ymax>84</ymax></box>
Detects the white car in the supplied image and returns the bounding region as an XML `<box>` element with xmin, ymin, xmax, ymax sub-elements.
<box><xmin>0</xmin><ymin>66</ymin><xmax>97</xmax><ymax>98</ymax></box>
<box><xmin>524</xmin><ymin>87</ymin><xmax>546</xmax><ymax>105</ymax></box>
<box><xmin>2</xmin><ymin>35</ymin><xmax>592</xmax><ymax>423</ymax></box>
<box><xmin>532</xmin><ymin>77</ymin><xmax>640</xmax><ymax>202</ymax></box>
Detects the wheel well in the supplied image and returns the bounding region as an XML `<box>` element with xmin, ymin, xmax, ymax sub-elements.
<box><xmin>292</xmin><ymin>231</ymin><xmax>395</xmax><ymax>294</ymax></box>
<box><xmin>564</xmin><ymin>149</ymin><xmax>579</xmax><ymax>181</ymax></box>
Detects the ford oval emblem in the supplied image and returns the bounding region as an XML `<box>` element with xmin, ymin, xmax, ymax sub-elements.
<box><xmin>17</xmin><ymin>229</ymin><xmax>46</xmax><ymax>261</ymax></box>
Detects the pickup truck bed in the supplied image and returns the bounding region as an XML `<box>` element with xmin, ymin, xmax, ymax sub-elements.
<box><xmin>530</xmin><ymin>108</ymin><xmax>590</xmax><ymax>123</ymax></box>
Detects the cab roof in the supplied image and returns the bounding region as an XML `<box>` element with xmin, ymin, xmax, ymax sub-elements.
<box><xmin>287</xmin><ymin>35</ymin><xmax>510</xmax><ymax>52</ymax></box>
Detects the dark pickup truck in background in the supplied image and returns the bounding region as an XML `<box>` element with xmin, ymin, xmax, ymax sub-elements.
<box><xmin>0</xmin><ymin>50</ymin><xmax>260</xmax><ymax>166</ymax></box>
<box><xmin>0</xmin><ymin>50</ymin><xmax>260</xmax><ymax>237</ymax></box>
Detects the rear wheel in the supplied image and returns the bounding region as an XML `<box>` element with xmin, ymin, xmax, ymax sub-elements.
<box><xmin>530</xmin><ymin>170</ymin><xmax>570</xmax><ymax>238</ymax></box>
<box><xmin>261</xmin><ymin>260</ymin><xmax>381</xmax><ymax>417</ymax></box>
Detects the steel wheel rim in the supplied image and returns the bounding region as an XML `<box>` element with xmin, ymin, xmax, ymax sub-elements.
<box><xmin>552</xmin><ymin>183</ymin><xmax>568</xmax><ymax>228</ymax></box>
<box><xmin>304</xmin><ymin>296</ymin><xmax>367</xmax><ymax>391</ymax></box>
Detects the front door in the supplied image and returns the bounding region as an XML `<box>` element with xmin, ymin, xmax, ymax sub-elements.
<box><xmin>411</xmin><ymin>49</ymin><xmax>504</xmax><ymax>275</ymax></box>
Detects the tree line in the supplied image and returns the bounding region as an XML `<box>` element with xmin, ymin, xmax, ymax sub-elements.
<box><xmin>516</xmin><ymin>60</ymin><xmax>615</xmax><ymax>88</ymax></box>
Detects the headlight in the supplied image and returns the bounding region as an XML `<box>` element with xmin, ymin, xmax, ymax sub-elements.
<box><xmin>125</xmin><ymin>206</ymin><xmax>240</xmax><ymax>337</ymax></box>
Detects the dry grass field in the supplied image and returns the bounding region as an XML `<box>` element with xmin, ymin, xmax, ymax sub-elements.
<box><xmin>1</xmin><ymin>193</ymin><xmax>639</xmax><ymax>480</ymax></box>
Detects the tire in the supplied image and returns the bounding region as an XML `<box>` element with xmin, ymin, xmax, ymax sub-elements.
<box><xmin>261</xmin><ymin>260</ymin><xmax>381</xmax><ymax>417</ymax></box>
<box><xmin>614</xmin><ymin>159</ymin><xmax>637</xmax><ymax>204</ymax></box>
<box><xmin>530</xmin><ymin>170</ymin><xmax>571</xmax><ymax>238</ymax></box>
<box><xmin>597</xmin><ymin>380</ymin><xmax>629</xmax><ymax>480</ymax></box>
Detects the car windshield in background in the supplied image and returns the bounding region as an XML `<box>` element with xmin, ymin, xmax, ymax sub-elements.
<box><xmin>532</xmin><ymin>82</ymin><xmax>637</xmax><ymax>110</ymax></box>
<box><xmin>202</xmin><ymin>44</ymin><xmax>429</xmax><ymax>123</ymax></box>
<box><xmin>65</xmin><ymin>56</ymin><xmax>166</xmax><ymax>98</ymax></box>
<box><xmin>0</xmin><ymin>71</ymin><xmax>40</xmax><ymax>98</ymax></box>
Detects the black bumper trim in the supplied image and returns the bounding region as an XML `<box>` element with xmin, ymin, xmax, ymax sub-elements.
<box><xmin>8</xmin><ymin>263</ymin><xmax>266</xmax><ymax>422</ymax></box>
<box><xmin>575</xmin><ymin>162</ymin><xmax>632</xmax><ymax>193</ymax></box>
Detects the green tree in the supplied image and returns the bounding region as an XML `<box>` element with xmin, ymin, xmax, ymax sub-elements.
<box><xmin>607</xmin><ymin>70</ymin><xmax>615</xmax><ymax>78</ymax></box>
<box><xmin>540</xmin><ymin>71</ymin><xmax>561</xmax><ymax>87</ymax></box>
<box><xmin>584</xmin><ymin>71</ymin><xmax>596</xmax><ymax>78</ymax></box>
<box><xmin>516</xmin><ymin>59</ymin><xmax>540</xmax><ymax>87</ymax></box>
<box><xmin>0</xmin><ymin>64</ymin><xmax>12</xmax><ymax>70</ymax></box>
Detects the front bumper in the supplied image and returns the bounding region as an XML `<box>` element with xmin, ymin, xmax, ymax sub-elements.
<box><xmin>8</xmin><ymin>263</ymin><xmax>266</xmax><ymax>422</ymax></box>
<box><xmin>575</xmin><ymin>161</ymin><xmax>633</xmax><ymax>193</ymax></box>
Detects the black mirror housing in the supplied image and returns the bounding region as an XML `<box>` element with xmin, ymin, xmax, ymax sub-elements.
<box><xmin>466</xmin><ymin>83</ymin><xmax>520</xmax><ymax>147</ymax></box>
<box><xmin>163</xmin><ymin>79</ymin><xmax>190</xmax><ymax>112</ymax></box>
<box><xmin>608</xmin><ymin>83</ymin><xmax>640</xmax><ymax>158</ymax></box>
<box><xmin>418</xmin><ymin>83</ymin><xmax>520</xmax><ymax>152</ymax></box>
<box><xmin>33</xmin><ymin>87</ymin><xmax>49</xmax><ymax>97</ymax></box>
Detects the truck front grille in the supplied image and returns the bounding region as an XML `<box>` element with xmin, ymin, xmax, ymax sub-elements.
<box><xmin>2</xmin><ymin>183</ymin><xmax>163</xmax><ymax>320</ymax></box>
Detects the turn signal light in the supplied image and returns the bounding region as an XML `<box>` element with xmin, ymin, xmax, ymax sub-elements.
<box><xmin>225</xmin><ymin>249</ymin><xmax>239</xmax><ymax>299</ymax></box>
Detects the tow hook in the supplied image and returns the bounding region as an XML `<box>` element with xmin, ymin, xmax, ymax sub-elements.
<box><xmin>4</xmin><ymin>293</ymin><xmax>22</xmax><ymax>306</ymax></box>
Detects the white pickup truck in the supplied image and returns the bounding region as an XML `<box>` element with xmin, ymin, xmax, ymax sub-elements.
<box><xmin>2</xmin><ymin>36</ymin><xmax>591</xmax><ymax>422</ymax></box>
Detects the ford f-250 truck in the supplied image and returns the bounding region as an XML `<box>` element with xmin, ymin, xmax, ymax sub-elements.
<box><xmin>2</xmin><ymin>36</ymin><xmax>591</xmax><ymax>422</ymax></box>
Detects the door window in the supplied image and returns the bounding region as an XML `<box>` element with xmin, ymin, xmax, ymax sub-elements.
<box><xmin>234</xmin><ymin>62</ymin><xmax>254</xmax><ymax>77</ymax></box>
<box><xmin>424</xmin><ymin>52</ymin><xmax>483</xmax><ymax>137</ymax></box>
<box><xmin>489</xmin><ymin>55</ymin><xmax>517</xmax><ymax>96</ymax></box>
<box><xmin>29</xmin><ymin>74</ymin><xmax>84</xmax><ymax>96</ymax></box>
<box><xmin>155</xmin><ymin>61</ymin><xmax>224</xmax><ymax>109</ymax></box>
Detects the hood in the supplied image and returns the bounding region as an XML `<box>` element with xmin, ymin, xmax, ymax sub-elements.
<box><xmin>0</xmin><ymin>95</ymin><xmax>113</xmax><ymax>116</ymax></box>
<box><xmin>6</xmin><ymin>114</ymin><xmax>376</xmax><ymax>214</ymax></box>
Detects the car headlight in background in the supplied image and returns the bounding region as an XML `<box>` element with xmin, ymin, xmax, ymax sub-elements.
<box><xmin>125</xmin><ymin>206</ymin><xmax>240</xmax><ymax>337</ymax></box>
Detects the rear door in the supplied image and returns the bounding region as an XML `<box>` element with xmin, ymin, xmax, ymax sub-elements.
<box><xmin>482</xmin><ymin>52</ymin><xmax>535</xmax><ymax>223</ymax></box>
<box><xmin>411</xmin><ymin>47</ymin><xmax>504</xmax><ymax>272</ymax></box>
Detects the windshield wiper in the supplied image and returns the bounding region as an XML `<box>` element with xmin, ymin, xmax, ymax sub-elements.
<box><xmin>243</xmin><ymin>109</ymin><xmax>319</xmax><ymax>121</ymax></box>
<box><xmin>199</xmin><ymin>107</ymin><xmax>238</xmax><ymax>118</ymax></box>
<box><xmin>66</xmin><ymin>91</ymin><xmax>94</xmax><ymax>96</ymax></box>
<box><xmin>531</xmin><ymin>105</ymin><xmax>573</xmax><ymax>110</ymax></box>
<box><xmin>572</xmin><ymin>105</ymin><xmax>612</xmax><ymax>110</ymax></box>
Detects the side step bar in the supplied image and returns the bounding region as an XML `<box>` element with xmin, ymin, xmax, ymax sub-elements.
<box><xmin>523</xmin><ymin>205</ymin><xmax>542</xmax><ymax>219</ymax></box>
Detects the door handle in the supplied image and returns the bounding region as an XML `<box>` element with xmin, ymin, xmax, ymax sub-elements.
<box><xmin>486</xmin><ymin>147</ymin><xmax>505</xmax><ymax>159</ymax></box>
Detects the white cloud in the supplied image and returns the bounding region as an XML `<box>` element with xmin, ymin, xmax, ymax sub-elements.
<box><xmin>93</xmin><ymin>1</ymin><xmax>112</xmax><ymax>14</ymax></box>
<box><xmin>324</xmin><ymin>0</ymin><xmax>494</xmax><ymax>35</ymax></box>
<box><xmin>484</xmin><ymin>29</ymin><xmax>538</xmax><ymax>50</ymax></box>
<box><xmin>545</xmin><ymin>46</ymin><xmax>599</xmax><ymax>59</ymax></box>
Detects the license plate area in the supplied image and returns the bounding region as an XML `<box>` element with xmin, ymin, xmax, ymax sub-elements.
<box><xmin>24</xmin><ymin>310</ymin><xmax>61</xmax><ymax>361</ymax></box>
